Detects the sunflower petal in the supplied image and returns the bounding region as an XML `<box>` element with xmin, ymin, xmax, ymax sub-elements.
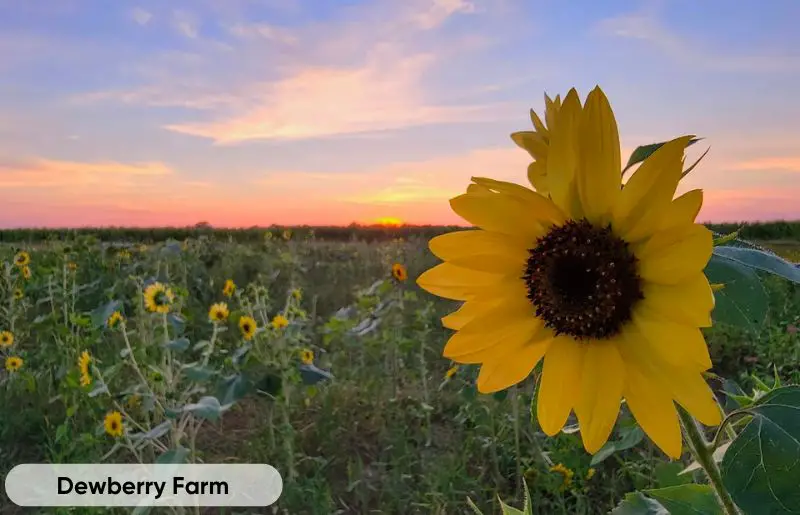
<box><xmin>632</xmin><ymin>310</ymin><xmax>713</xmax><ymax>371</ymax></box>
<box><xmin>530</xmin><ymin>108</ymin><xmax>547</xmax><ymax>135</ymax></box>
<box><xmin>470</xmin><ymin>177</ymin><xmax>566</xmax><ymax>225</ymax></box>
<box><xmin>528</xmin><ymin>161</ymin><xmax>549</xmax><ymax>194</ymax></box>
<box><xmin>537</xmin><ymin>336</ymin><xmax>583</xmax><ymax>436</ymax></box>
<box><xmin>476</xmin><ymin>337</ymin><xmax>551</xmax><ymax>393</ymax></box>
<box><xmin>449</xmin><ymin>193</ymin><xmax>548</xmax><ymax>242</ymax></box>
<box><xmin>547</xmin><ymin>88</ymin><xmax>583</xmax><ymax>217</ymax></box>
<box><xmin>658</xmin><ymin>189</ymin><xmax>703</xmax><ymax>231</ymax></box>
<box><xmin>624</xmin><ymin>366</ymin><xmax>682</xmax><ymax>458</ymax></box>
<box><xmin>575</xmin><ymin>342</ymin><xmax>625</xmax><ymax>454</ymax></box>
<box><xmin>641</xmin><ymin>274</ymin><xmax>714</xmax><ymax>328</ymax></box>
<box><xmin>613</xmin><ymin>136</ymin><xmax>695</xmax><ymax>242</ymax></box>
<box><xmin>667</xmin><ymin>370</ymin><xmax>723</xmax><ymax>427</ymax></box>
<box><xmin>577</xmin><ymin>86</ymin><xmax>621</xmax><ymax>225</ymax></box>
<box><xmin>441</xmin><ymin>298</ymin><xmax>501</xmax><ymax>330</ymax></box>
<box><xmin>416</xmin><ymin>262</ymin><xmax>509</xmax><ymax>301</ymax></box>
<box><xmin>638</xmin><ymin>225</ymin><xmax>713</xmax><ymax>285</ymax></box>
<box><xmin>429</xmin><ymin>230</ymin><xmax>529</xmax><ymax>273</ymax></box>
<box><xmin>511</xmin><ymin>132</ymin><xmax>548</xmax><ymax>160</ymax></box>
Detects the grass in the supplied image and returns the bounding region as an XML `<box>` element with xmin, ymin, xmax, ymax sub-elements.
<box><xmin>0</xmin><ymin>233</ymin><xmax>798</xmax><ymax>514</ymax></box>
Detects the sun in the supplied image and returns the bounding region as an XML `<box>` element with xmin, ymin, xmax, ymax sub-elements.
<box><xmin>374</xmin><ymin>217</ymin><xmax>403</xmax><ymax>226</ymax></box>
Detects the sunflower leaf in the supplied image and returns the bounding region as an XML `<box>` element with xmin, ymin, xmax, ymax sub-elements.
<box><xmin>713</xmin><ymin>246</ymin><xmax>800</xmax><ymax>284</ymax></box>
<box><xmin>611</xmin><ymin>492</ymin><xmax>669</xmax><ymax>514</ymax></box>
<box><xmin>611</xmin><ymin>485</ymin><xmax>722</xmax><ymax>515</ymax></box>
<box><xmin>704</xmin><ymin>252</ymin><xmax>769</xmax><ymax>331</ymax></box>
<box><xmin>622</xmin><ymin>138</ymin><xmax>701</xmax><ymax>174</ymax></box>
<box><xmin>721</xmin><ymin>386</ymin><xmax>800</xmax><ymax>514</ymax></box>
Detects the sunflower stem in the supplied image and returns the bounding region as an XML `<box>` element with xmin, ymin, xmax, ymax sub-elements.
<box><xmin>677</xmin><ymin>407</ymin><xmax>740</xmax><ymax>515</ymax></box>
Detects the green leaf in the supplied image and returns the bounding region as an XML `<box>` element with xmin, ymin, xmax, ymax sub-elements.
<box><xmin>655</xmin><ymin>461</ymin><xmax>694</xmax><ymax>486</ymax></box>
<box><xmin>590</xmin><ymin>425</ymin><xmax>644</xmax><ymax>466</ymax></box>
<box><xmin>182</xmin><ymin>396</ymin><xmax>231</xmax><ymax>421</ymax></box>
<box><xmin>611</xmin><ymin>492</ymin><xmax>669</xmax><ymax>514</ymax></box>
<box><xmin>299</xmin><ymin>363</ymin><xmax>334</xmax><ymax>385</ymax></box>
<box><xmin>156</xmin><ymin>446</ymin><xmax>189</xmax><ymax>464</ymax></box>
<box><xmin>465</xmin><ymin>497</ymin><xmax>485</xmax><ymax>515</ymax></box>
<box><xmin>88</xmin><ymin>383</ymin><xmax>109</xmax><ymax>398</ymax></box>
<box><xmin>492</xmin><ymin>389</ymin><xmax>509</xmax><ymax>402</ymax></box>
<box><xmin>714</xmin><ymin>246</ymin><xmax>800</xmax><ymax>284</ymax></box>
<box><xmin>216</xmin><ymin>374</ymin><xmax>253</xmax><ymax>405</ymax></box>
<box><xmin>705</xmin><ymin>252</ymin><xmax>769</xmax><ymax>331</ymax></box>
<box><xmin>162</xmin><ymin>337</ymin><xmax>190</xmax><ymax>352</ymax></box>
<box><xmin>721</xmin><ymin>386</ymin><xmax>800</xmax><ymax>514</ymax></box>
<box><xmin>182</xmin><ymin>364</ymin><xmax>216</xmax><ymax>382</ymax></box>
<box><xmin>644</xmin><ymin>485</ymin><xmax>722</xmax><ymax>515</ymax></box>
<box><xmin>128</xmin><ymin>420</ymin><xmax>172</xmax><ymax>441</ymax></box>
<box><xmin>622</xmin><ymin>138</ymin><xmax>701</xmax><ymax>174</ymax></box>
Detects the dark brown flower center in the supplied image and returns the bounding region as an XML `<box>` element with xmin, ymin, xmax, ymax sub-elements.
<box><xmin>523</xmin><ymin>219</ymin><xmax>643</xmax><ymax>340</ymax></box>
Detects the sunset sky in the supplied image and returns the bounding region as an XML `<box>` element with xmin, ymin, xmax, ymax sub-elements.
<box><xmin>1</xmin><ymin>0</ymin><xmax>798</xmax><ymax>228</ymax></box>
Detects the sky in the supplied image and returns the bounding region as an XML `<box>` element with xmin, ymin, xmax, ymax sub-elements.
<box><xmin>0</xmin><ymin>0</ymin><xmax>798</xmax><ymax>228</ymax></box>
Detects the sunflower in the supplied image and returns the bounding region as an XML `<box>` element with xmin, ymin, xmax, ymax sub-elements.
<box><xmin>21</xmin><ymin>266</ymin><xmax>31</xmax><ymax>280</ymax></box>
<box><xmin>78</xmin><ymin>351</ymin><xmax>92</xmax><ymax>386</ymax></box>
<box><xmin>0</xmin><ymin>331</ymin><xmax>14</xmax><ymax>348</ymax></box>
<box><xmin>291</xmin><ymin>288</ymin><xmax>303</xmax><ymax>301</ymax></box>
<box><xmin>549</xmin><ymin>463</ymin><xmax>574</xmax><ymax>491</ymax></box>
<box><xmin>282</xmin><ymin>229</ymin><xmax>292</xmax><ymax>241</ymax></box>
<box><xmin>239</xmin><ymin>315</ymin><xmax>257</xmax><ymax>341</ymax></box>
<box><xmin>222</xmin><ymin>279</ymin><xmax>236</xmax><ymax>298</ymax></box>
<box><xmin>209</xmin><ymin>302</ymin><xmax>230</xmax><ymax>323</ymax></box>
<box><xmin>445</xmin><ymin>365</ymin><xmax>459</xmax><ymax>379</ymax></box>
<box><xmin>67</xmin><ymin>262</ymin><xmax>78</xmax><ymax>272</ymax></box>
<box><xmin>391</xmin><ymin>263</ymin><xmax>408</xmax><ymax>282</ymax></box>
<box><xmin>271</xmin><ymin>314</ymin><xmax>289</xmax><ymax>330</ymax></box>
<box><xmin>14</xmin><ymin>251</ymin><xmax>30</xmax><ymax>267</ymax></box>
<box><xmin>586</xmin><ymin>468</ymin><xmax>596</xmax><ymax>480</ymax></box>
<box><xmin>104</xmin><ymin>411</ymin><xmax>124</xmax><ymax>438</ymax></box>
<box><xmin>417</xmin><ymin>87</ymin><xmax>720</xmax><ymax>458</ymax></box>
<box><xmin>143</xmin><ymin>282</ymin><xmax>174</xmax><ymax>313</ymax></box>
<box><xmin>511</xmin><ymin>93</ymin><xmax>563</xmax><ymax>195</ymax></box>
<box><xmin>13</xmin><ymin>288</ymin><xmax>23</xmax><ymax>300</ymax></box>
<box><xmin>107</xmin><ymin>311</ymin><xmax>124</xmax><ymax>328</ymax></box>
<box><xmin>300</xmin><ymin>349</ymin><xmax>314</xmax><ymax>365</ymax></box>
<box><xmin>117</xmin><ymin>250</ymin><xmax>131</xmax><ymax>261</ymax></box>
<box><xmin>5</xmin><ymin>356</ymin><xmax>22</xmax><ymax>372</ymax></box>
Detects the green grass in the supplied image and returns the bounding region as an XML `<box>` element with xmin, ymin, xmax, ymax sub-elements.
<box><xmin>0</xmin><ymin>235</ymin><xmax>798</xmax><ymax>514</ymax></box>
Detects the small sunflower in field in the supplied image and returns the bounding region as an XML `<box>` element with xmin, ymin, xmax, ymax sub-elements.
<box><xmin>14</xmin><ymin>251</ymin><xmax>30</xmax><ymax>267</ymax></box>
<box><xmin>21</xmin><ymin>266</ymin><xmax>31</xmax><ymax>280</ymax></box>
<box><xmin>209</xmin><ymin>302</ymin><xmax>230</xmax><ymax>323</ymax></box>
<box><xmin>282</xmin><ymin>229</ymin><xmax>292</xmax><ymax>241</ymax></box>
<box><xmin>549</xmin><ymin>463</ymin><xmax>574</xmax><ymax>491</ymax></box>
<box><xmin>67</xmin><ymin>262</ymin><xmax>78</xmax><ymax>272</ymax></box>
<box><xmin>445</xmin><ymin>365</ymin><xmax>459</xmax><ymax>379</ymax></box>
<box><xmin>271</xmin><ymin>314</ymin><xmax>289</xmax><ymax>330</ymax></box>
<box><xmin>417</xmin><ymin>87</ymin><xmax>719</xmax><ymax>457</ymax></box>
<box><xmin>127</xmin><ymin>394</ymin><xmax>142</xmax><ymax>409</ymax></box>
<box><xmin>586</xmin><ymin>468</ymin><xmax>596</xmax><ymax>480</ymax></box>
<box><xmin>117</xmin><ymin>249</ymin><xmax>131</xmax><ymax>261</ymax></box>
<box><xmin>291</xmin><ymin>288</ymin><xmax>303</xmax><ymax>301</ymax></box>
<box><xmin>300</xmin><ymin>348</ymin><xmax>314</xmax><ymax>365</ymax></box>
<box><xmin>391</xmin><ymin>263</ymin><xmax>408</xmax><ymax>282</ymax></box>
<box><xmin>13</xmin><ymin>288</ymin><xmax>23</xmax><ymax>300</ymax></box>
<box><xmin>143</xmin><ymin>282</ymin><xmax>174</xmax><ymax>313</ymax></box>
<box><xmin>264</xmin><ymin>231</ymin><xmax>274</xmax><ymax>241</ymax></box>
<box><xmin>222</xmin><ymin>279</ymin><xmax>236</xmax><ymax>298</ymax></box>
<box><xmin>239</xmin><ymin>315</ymin><xmax>257</xmax><ymax>341</ymax></box>
<box><xmin>0</xmin><ymin>331</ymin><xmax>14</xmax><ymax>348</ymax></box>
<box><xmin>511</xmin><ymin>93</ymin><xmax>562</xmax><ymax>195</ymax></box>
<box><xmin>78</xmin><ymin>351</ymin><xmax>92</xmax><ymax>386</ymax></box>
<box><xmin>107</xmin><ymin>311</ymin><xmax>124</xmax><ymax>328</ymax></box>
<box><xmin>5</xmin><ymin>356</ymin><xmax>22</xmax><ymax>372</ymax></box>
<box><xmin>104</xmin><ymin>411</ymin><xmax>124</xmax><ymax>438</ymax></box>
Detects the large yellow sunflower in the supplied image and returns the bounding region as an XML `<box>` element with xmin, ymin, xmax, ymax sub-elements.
<box><xmin>208</xmin><ymin>302</ymin><xmax>230</xmax><ymax>323</ymax></box>
<box><xmin>239</xmin><ymin>315</ymin><xmax>257</xmax><ymax>341</ymax></box>
<box><xmin>78</xmin><ymin>351</ymin><xmax>92</xmax><ymax>386</ymax></box>
<box><xmin>417</xmin><ymin>87</ymin><xmax>720</xmax><ymax>458</ymax></box>
<box><xmin>511</xmin><ymin>93</ymin><xmax>562</xmax><ymax>195</ymax></box>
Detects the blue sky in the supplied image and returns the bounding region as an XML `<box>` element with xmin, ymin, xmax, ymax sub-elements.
<box><xmin>0</xmin><ymin>0</ymin><xmax>798</xmax><ymax>227</ymax></box>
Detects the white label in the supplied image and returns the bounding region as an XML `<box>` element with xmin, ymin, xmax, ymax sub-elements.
<box><xmin>4</xmin><ymin>464</ymin><xmax>283</xmax><ymax>507</ymax></box>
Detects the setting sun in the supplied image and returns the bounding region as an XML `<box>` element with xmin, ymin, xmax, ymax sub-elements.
<box><xmin>373</xmin><ymin>217</ymin><xmax>403</xmax><ymax>226</ymax></box>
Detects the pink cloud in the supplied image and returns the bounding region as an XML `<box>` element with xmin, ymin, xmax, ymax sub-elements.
<box><xmin>729</xmin><ymin>156</ymin><xmax>800</xmax><ymax>172</ymax></box>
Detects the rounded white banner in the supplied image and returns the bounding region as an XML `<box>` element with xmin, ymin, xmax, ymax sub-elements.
<box><xmin>4</xmin><ymin>464</ymin><xmax>283</xmax><ymax>507</ymax></box>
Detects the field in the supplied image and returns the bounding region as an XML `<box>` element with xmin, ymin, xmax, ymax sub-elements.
<box><xmin>0</xmin><ymin>228</ymin><xmax>798</xmax><ymax>514</ymax></box>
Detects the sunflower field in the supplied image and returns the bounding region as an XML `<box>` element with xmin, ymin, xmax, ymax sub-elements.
<box><xmin>2</xmin><ymin>87</ymin><xmax>800</xmax><ymax>515</ymax></box>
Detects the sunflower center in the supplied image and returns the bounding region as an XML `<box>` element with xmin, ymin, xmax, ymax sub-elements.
<box><xmin>523</xmin><ymin>219</ymin><xmax>643</xmax><ymax>340</ymax></box>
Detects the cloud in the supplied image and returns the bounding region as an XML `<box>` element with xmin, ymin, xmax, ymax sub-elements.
<box><xmin>0</xmin><ymin>158</ymin><xmax>173</xmax><ymax>189</ymax></box>
<box><xmin>172</xmin><ymin>9</ymin><xmax>200</xmax><ymax>39</ymax></box>
<box><xmin>730</xmin><ymin>156</ymin><xmax>800</xmax><ymax>172</ymax></box>
<box><xmin>595</xmin><ymin>7</ymin><xmax>800</xmax><ymax>73</ymax></box>
<box><xmin>130</xmin><ymin>7</ymin><xmax>153</xmax><ymax>26</ymax></box>
<box><xmin>76</xmin><ymin>0</ymin><xmax>504</xmax><ymax>143</ymax></box>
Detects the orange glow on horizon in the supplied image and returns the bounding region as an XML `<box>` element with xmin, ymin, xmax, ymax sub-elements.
<box><xmin>373</xmin><ymin>217</ymin><xmax>404</xmax><ymax>226</ymax></box>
